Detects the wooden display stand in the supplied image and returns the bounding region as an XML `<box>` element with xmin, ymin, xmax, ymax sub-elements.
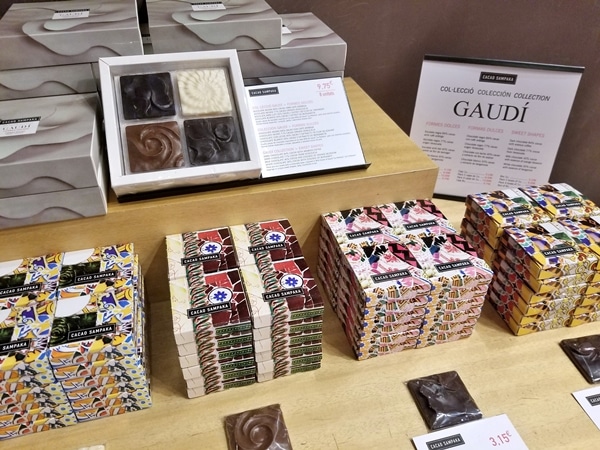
<box><xmin>3</xmin><ymin>81</ymin><xmax>600</xmax><ymax>450</ymax></box>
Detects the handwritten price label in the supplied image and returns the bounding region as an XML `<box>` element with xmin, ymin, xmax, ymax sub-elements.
<box><xmin>413</xmin><ymin>414</ymin><xmax>528</xmax><ymax>450</ymax></box>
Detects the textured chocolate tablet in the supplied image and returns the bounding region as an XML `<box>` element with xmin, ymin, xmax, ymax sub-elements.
<box><xmin>125</xmin><ymin>122</ymin><xmax>184</xmax><ymax>173</ymax></box>
<box><xmin>560</xmin><ymin>334</ymin><xmax>600</xmax><ymax>383</ymax></box>
<box><xmin>184</xmin><ymin>117</ymin><xmax>243</xmax><ymax>165</ymax></box>
<box><xmin>177</xmin><ymin>68</ymin><xmax>232</xmax><ymax>116</ymax></box>
<box><xmin>407</xmin><ymin>370</ymin><xmax>482</xmax><ymax>430</ymax></box>
<box><xmin>120</xmin><ymin>72</ymin><xmax>176</xmax><ymax>120</ymax></box>
<box><xmin>224</xmin><ymin>404</ymin><xmax>292</xmax><ymax>450</ymax></box>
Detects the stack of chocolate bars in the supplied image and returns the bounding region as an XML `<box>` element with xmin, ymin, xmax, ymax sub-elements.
<box><xmin>462</xmin><ymin>183</ymin><xmax>600</xmax><ymax>335</ymax></box>
<box><xmin>167</xmin><ymin>227</ymin><xmax>256</xmax><ymax>398</ymax></box>
<box><xmin>166</xmin><ymin>219</ymin><xmax>323</xmax><ymax>397</ymax></box>
<box><xmin>0</xmin><ymin>243</ymin><xmax>150</xmax><ymax>440</ymax></box>
<box><xmin>49</xmin><ymin>244</ymin><xmax>151</xmax><ymax>422</ymax></box>
<box><xmin>318</xmin><ymin>199</ymin><xmax>493</xmax><ymax>360</ymax></box>
<box><xmin>233</xmin><ymin>220</ymin><xmax>323</xmax><ymax>382</ymax></box>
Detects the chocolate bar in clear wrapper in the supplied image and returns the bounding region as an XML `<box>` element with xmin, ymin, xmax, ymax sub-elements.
<box><xmin>407</xmin><ymin>370</ymin><xmax>482</xmax><ymax>430</ymax></box>
<box><xmin>560</xmin><ymin>334</ymin><xmax>600</xmax><ymax>383</ymax></box>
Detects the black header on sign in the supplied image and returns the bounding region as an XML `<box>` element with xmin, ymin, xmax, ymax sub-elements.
<box><xmin>425</xmin><ymin>433</ymin><xmax>466</xmax><ymax>450</ymax></box>
<box><xmin>479</xmin><ymin>72</ymin><xmax>518</xmax><ymax>84</ymax></box>
<box><xmin>248</xmin><ymin>87</ymin><xmax>279</xmax><ymax>97</ymax></box>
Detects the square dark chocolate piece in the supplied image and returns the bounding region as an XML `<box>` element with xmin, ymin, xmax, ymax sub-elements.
<box><xmin>184</xmin><ymin>117</ymin><xmax>245</xmax><ymax>166</ymax></box>
<box><xmin>224</xmin><ymin>404</ymin><xmax>292</xmax><ymax>450</ymax></box>
<box><xmin>407</xmin><ymin>370</ymin><xmax>482</xmax><ymax>430</ymax></box>
<box><xmin>560</xmin><ymin>334</ymin><xmax>600</xmax><ymax>383</ymax></box>
<box><xmin>120</xmin><ymin>72</ymin><xmax>176</xmax><ymax>120</ymax></box>
<box><xmin>125</xmin><ymin>121</ymin><xmax>184</xmax><ymax>173</ymax></box>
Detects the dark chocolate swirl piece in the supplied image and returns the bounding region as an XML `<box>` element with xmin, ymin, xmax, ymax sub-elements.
<box><xmin>184</xmin><ymin>117</ymin><xmax>245</xmax><ymax>166</ymax></box>
<box><xmin>120</xmin><ymin>72</ymin><xmax>176</xmax><ymax>120</ymax></box>
<box><xmin>125</xmin><ymin>122</ymin><xmax>184</xmax><ymax>173</ymax></box>
<box><xmin>224</xmin><ymin>404</ymin><xmax>292</xmax><ymax>450</ymax></box>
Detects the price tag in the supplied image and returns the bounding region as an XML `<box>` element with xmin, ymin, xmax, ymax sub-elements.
<box><xmin>191</xmin><ymin>2</ymin><xmax>226</xmax><ymax>11</ymax></box>
<box><xmin>412</xmin><ymin>414</ymin><xmax>528</xmax><ymax>450</ymax></box>
<box><xmin>572</xmin><ymin>385</ymin><xmax>600</xmax><ymax>429</ymax></box>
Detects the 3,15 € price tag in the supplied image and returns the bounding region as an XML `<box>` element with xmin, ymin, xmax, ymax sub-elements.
<box><xmin>412</xmin><ymin>414</ymin><xmax>528</xmax><ymax>450</ymax></box>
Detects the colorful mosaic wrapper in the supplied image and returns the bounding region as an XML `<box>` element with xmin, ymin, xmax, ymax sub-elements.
<box><xmin>377</xmin><ymin>199</ymin><xmax>457</xmax><ymax>236</ymax></box>
<box><xmin>339</xmin><ymin>240</ymin><xmax>432</xmax><ymax>304</ymax></box>
<box><xmin>241</xmin><ymin>257</ymin><xmax>323</xmax><ymax>330</ymax></box>
<box><xmin>520</xmin><ymin>183</ymin><xmax>600</xmax><ymax>220</ymax></box>
<box><xmin>400</xmin><ymin>233</ymin><xmax>493</xmax><ymax>291</ymax></box>
<box><xmin>415</xmin><ymin>327</ymin><xmax>474</xmax><ymax>349</ymax></box>
<box><xmin>49</xmin><ymin>289</ymin><xmax>139</xmax><ymax>368</ymax></box>
<box><xmin>230</xmin><ymin>219</ymin><xmax>303</xmax><ymax>267</ymax></box>
<box><xmin>460</xmin><ymin>218</ymin><xmax>497</xmax><ymax>266</ymax></box>
<box><xmin>321</xmin><ymin>208</ymin><xmax>398</xmax><ymax>247</ymax></box>
<box><xmin>58</xmin><ymin>244</ymin><xmax>135</xmax><ymax>297</ymax></box>
<box><xmin>502</xmin><ymin>223</ymin><xmax>600</xmax><ymax>280</ymax></box>
<box><xmin>170</xmin><ymin>268</ymin><xmax>251</xmax><ymax>346</ymax></box>
<box><xmin>166</xmin><ymin>227</ymin><xmax>238</xmax><ymax>281</ymax></box>
<box><xmin>497</xmin><ymin>246</ymin><xmax>598</xmax><ymax>295</ymax></box>
<box><xmin>466</xmin><ymin>188</ymin><xmax>550</xmax><ymax>240</ymax></box>
<box><xmin>0</xmin><ymin>253</ymin><xmax>63</xmax><ymax>310</ymax></box>
<box><xmin>0</xmin><ymin>413</ymin><xmax>78</xmax><ymax>440</ymax></box>
<box><xmin>0</xmin><ymin>301</ymin><xmax>54</xmax><ymax>375</ymax></box>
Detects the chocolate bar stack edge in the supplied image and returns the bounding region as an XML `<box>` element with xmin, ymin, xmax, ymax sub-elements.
<box><xmin>166</xmin><ymin>219</ymin><xmax>323</xmax><ymax>398</ymax></box>
<box><xmin>462</xmin><ymin>183</ymin><xmax>600</xmax><ymax>335</ymax></box>
<box><xmin>318</xmin><ymin>199</ymin><xmax>492</xmax><ymax>360</ymax></box>
<box><xmin>0</xmin><ymin>243</ymin><xmax>151</xmax><ymax>440</ymax></box>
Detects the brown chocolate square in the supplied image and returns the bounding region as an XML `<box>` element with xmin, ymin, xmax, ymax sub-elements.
<box><xmin>224</xmin><ymin>404</ymin><xmax>292</xmax><ymax>450</ymax></box>
<box><xmin>125</xmin><ymin>121</ymin><xmax>184</xmax><ymax>173</ymax></box>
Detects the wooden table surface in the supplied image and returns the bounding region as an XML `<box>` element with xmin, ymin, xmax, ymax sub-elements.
<box><xmin>3</xmin><ymin>86</ymin><xmax>600</xmax><ymax>450</ymax></box>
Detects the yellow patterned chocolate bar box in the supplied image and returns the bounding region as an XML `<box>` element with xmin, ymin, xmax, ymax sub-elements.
<box><xmin>502</xmin><ymin>223</ymin><xmax>600</xmax><ymax>280</ymax></box>
<box><xmin>521</xmin><ymin>183</ymin><xmax>600</xmax><ymax>220</ymax></box>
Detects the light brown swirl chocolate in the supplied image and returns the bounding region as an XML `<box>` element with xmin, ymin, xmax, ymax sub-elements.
<box><xmin>125</xmin><ymin>121</ymin><xmax>184</xmax><ymax>173</ymax></box>
<box><xmin>225</xmin><ymin>404</ymin><xmax>292</xmax><ymax>450</ymax></box>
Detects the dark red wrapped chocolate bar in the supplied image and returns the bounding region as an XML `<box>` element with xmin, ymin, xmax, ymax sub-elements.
<box><xmin>407</xmin><ymin>370</ymin><xmax>482</xmax><ymax>430</ymax></box>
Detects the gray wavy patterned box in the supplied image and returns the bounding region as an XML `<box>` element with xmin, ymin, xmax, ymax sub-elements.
<box><xmin>146</xmin><ymin>0</ymin><xmax>281</xmax><ymax>53</ymax></box>
<box><xmin>238</xmin><ymin>12</ymin><xmax>347</xmax><ymax>79</ymax></box>
<box><xmin>0</xmin><ymin>0</ymin><xmax>143</xmax><ymax>71</ymax></box>
<box><xmin>0</xmin><ymin>93</ymin><xmax>102</xmax><ymax>198</ymax></box>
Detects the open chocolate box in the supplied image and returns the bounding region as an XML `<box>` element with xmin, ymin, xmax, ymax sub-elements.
<box><xmin>99</xmin><ymin>50</ymin><xmax>261</xmax><ymax>197</ymax></box>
